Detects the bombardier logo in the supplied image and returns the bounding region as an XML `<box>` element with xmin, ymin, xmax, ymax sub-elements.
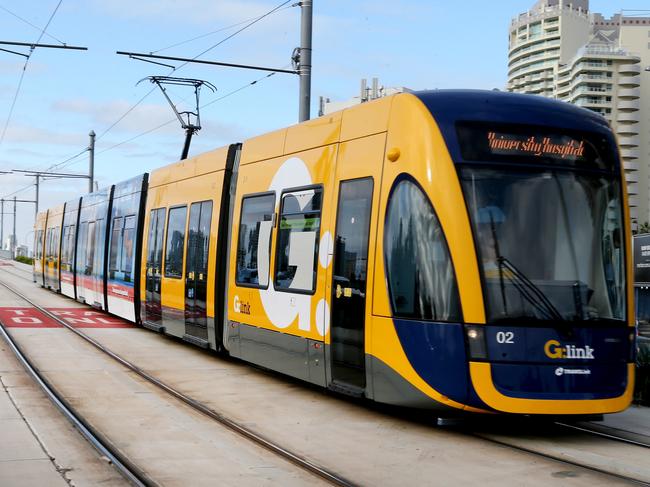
<box><xmin>544</xmin><ymin>340</ymin><xmax>595</xmax><ymax>360</ymax></box>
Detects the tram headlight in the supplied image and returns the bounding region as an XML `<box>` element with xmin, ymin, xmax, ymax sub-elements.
<box><xmin>464</xmin><ymin>325</ymin><xmax>488</xmax><ymax>360</ymax></box>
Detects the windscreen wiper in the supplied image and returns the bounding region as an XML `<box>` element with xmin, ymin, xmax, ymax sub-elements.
<box><xmin>497</xmin><ymin>256</ymin><xmax>565</xmax><ymax>322</ymax></box>
<box><xmin>488</xmin><ymin>212</ymin><xmax>567</xmax><ymax>325</ymax></box>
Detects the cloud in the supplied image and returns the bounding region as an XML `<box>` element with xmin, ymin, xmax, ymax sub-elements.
<box><xmin>52</xmin><ymin>96</ymin><xmax>248</xmax><ymax>143</ymax></box>
<box><xmin>52</xmin><ymin>97</ymin><xmax>181</xmax><ymax>135</ymax></box>
<box><xmin>0</xmin><ymin>59</ymin><xmax>48</xmax><ymax>76</ymax></box>
<box><xmin>0</xmin><ymin>124</ymin><xmax>87</xmax><ymax>147</ymax></box>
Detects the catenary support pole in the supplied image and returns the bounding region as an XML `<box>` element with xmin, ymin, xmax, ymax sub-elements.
<box><xmin>35</xmin><ymin>174</ymin><xmax>39</xmax><ymax>220</ymax></box>
<box><xmin>12</xmin><ymin>197</ymin><xmax>16</xmax><ymax>258</ymax></box>
<box><xmin>298</xmin><ymin>0</ymin><xmax>313</xmax><ymax>122</ymax></box>
<box><xmin>1</xmin><ymin>199</ymin><xmax>4</xmax><ymax>246</ymax></box>
<box><xmin>88</xmin><ymin>130</ymin><xmax>95</xmax><ymax>193</ymax></box>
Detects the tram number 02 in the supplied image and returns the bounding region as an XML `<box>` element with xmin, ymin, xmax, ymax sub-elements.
<box><xmin>496</xmin><ymin>331</ymin><xmax>515</xmax><ymax>344</ymax></box>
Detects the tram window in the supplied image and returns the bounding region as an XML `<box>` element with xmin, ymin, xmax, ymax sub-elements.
<box><xmin>64</xmin><ymin>225</ymin><xmax>75</xmax><ymax>268</ymax></box>
<box><xmin>44</xmin><ymin>231</ymin><xmax>50</xmax><ymax>259</ymax></box>
<box><xmin>46</xmin><ymin>230</ymin><xmax>51</xmax><ymax>259</ymax></box>
<box><xmin>384</xmin><ymin>178</ymin><xmax>461</xmax><ymax>322</ymax></box>
<box><xmin>122</xmin><ymin>215</ymin><xmax>136</xmax><ymax>276</ymax></box>
<box><xmin>109</xmin><ymin>217</ymin><xmax>123</xmax><ymax>272</ymax></box>
<box><xmin>61</xmin><ymin>226</ymin><xmax>69</xmax><ymax>267</ymax></box>
<box><xmin>53</xmin><ymin>228</ymin><xmax>60</xmax><ymax>260</ymax></box>
<box><xmin>236</xmin><ymin>193</ymin><xmax>275</xmax><ymax>288</ymax></box>
<box><xmin>86</xmin><ymin>221</ymin><xmax>96</xmax><ymax>275</ymax></box>
<box><xmin>274</xmin><ymin>187</ymin><xmax>322</xmax><ymax>293</ymax></box>
<box><xmin>77</xmin><ymin>222</ymin><xmax>88</xmax><ymax>271</ymax></box>
<box><xmin>164</xmin><ymin>206</ymin><xmax>187</xmax><ymax>278</ymax></box>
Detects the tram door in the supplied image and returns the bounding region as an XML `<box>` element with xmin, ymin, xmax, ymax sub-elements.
<box><xmin>145</xmin><ymin>208</ymin><xmax>166</xmax><ymax>328</ymax></box>
<box><xmin>328</xmin><ymin>134</ymin><xmax>383</xmax><ymax>391</ymax></box>
<box><xmin>184</xmin><ymin>201</ymin><xmax>212</xmax><ymax>342</ymax></box>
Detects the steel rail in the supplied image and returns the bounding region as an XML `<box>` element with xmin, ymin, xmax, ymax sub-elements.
<box><xmin>0</xmin><ymin>277</ymin><xmax>356</xmax><ymax>487</ymax></box>
<box><xmin>469</xmin><ymin>431</ymin><xmax>650</xmax><ymax>486</ymax></box>
<box><xmin>0</xmin><ymin>306</ymin><xmax>153</xmax><ymax>486</ymax></box>
<box><xmin>555</xmin><ymin>421</ymin><xmax>650</xmax><ymax>449</ymax></box>
<box><xmin>0</xmin><ymin>265</ymin><xmax>36</xmax><ymax>282</ymax></box>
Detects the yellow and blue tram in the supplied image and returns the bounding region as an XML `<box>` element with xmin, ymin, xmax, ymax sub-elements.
<box><xmin>34</xmin><ymin>90</ymin><xmax>635</xmax><ymax>415</ymax></box>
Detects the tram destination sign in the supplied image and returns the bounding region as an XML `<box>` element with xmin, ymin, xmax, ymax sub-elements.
<box><xmin>486</xmin><ymin>132</ymin><xmax>585</xmax><ymax>160</ymax></box>
<box><xmin>456</xmin><ymin>122</ymin><xmax>614</xmax><ymax>171</ymax></box>
<box><xmin>634</xmin><ymin>234</ymin><xmax>650</xmax><ymax>285</ymax></box>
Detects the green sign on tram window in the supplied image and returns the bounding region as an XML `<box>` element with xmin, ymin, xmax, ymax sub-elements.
<box><xmin>280</xmin><ymin>217</ymin><xmax>320</xmax><ymax>231</ymax></box>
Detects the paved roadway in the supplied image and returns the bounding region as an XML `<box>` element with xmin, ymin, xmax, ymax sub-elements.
<box><xmin>0</xmin><ymin>259</ymin><xmax>648</xmax><ymax>486</ymax></box>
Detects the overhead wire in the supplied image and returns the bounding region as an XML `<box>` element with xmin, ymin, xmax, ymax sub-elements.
<box><xmin>152</xmin><ymin>5</ymin><xmax>295</xmax><ymax>54</ymax></box>
<box><xmin>33</xmin><ymin>0</ymin><xmax>63</xmax><ymax>45</ymax></box>
<box><xmin>95</xmin><ymin>70</ymin><xmax>282</xmax><ymax>157</ymax></box>
<box><xmin>1</xmin><ymin>182</ymin><xmax>35</xmax><ymax>199</ymax></box>
<box><xmin>0</xmin><ymin>4</ymin><xmax>65</xmax><ymax>44</ymax></box>
<box><xmin>174</xmin><ymin>0</ymin><xmax>294</xmax><ymax>68</ymax></box>
<box><xmin>2</xmin><ymin>1</ymin><xmax>295</xmax><ymax>198</ymax></box>
<box><xmin>96</xmin><ymin>0</ymin><xmax>296</xmax><ymax>142</ymax></box>
<box><xmin>0</xmin><ymin>0</ymin><xmax>64</xmax><ymax>145</ymax></box>
<box><xmin>0</xmin><ymin>146</ymin><xmax>89</xmax><ymax>200</ymax></box>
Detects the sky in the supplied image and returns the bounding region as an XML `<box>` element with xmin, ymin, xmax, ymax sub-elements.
<box><xmin>0</xmin><ymin>0</ymin><xmax>646</xmax><ymax>250</ymax></box>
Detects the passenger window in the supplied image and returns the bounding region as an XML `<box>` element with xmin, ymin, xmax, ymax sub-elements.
<box><xmin>164</xmin><ymin>206</ymin><xmax>187</xmax><ymax>278</ymax></box>
<box><xmin>109</xmin><ymin>217</ymin><xmax>123</xmax><ymax>273</ymax></box>
<box><xmin>236</xmin><ymin>193</ymin><xmax>275</xmax><ymax>287</ymax></box>
<box><xmin>86</xmin><ymin>221</ymin><xmax>96</xmax><ymax>275</ymax></box>
<box><xmin>274</xmin><ymin>187</ymin><xmax>322</xmax><ymax>293</ymax></box>
<box><xmin>68</xmin><ymin>225</ymin><xmax>75</xmax><ymax>266</ymax></box>
<box><xmin>61</xmin><ymin>226</ymin><xmax>71</xmax><ymax>268</ymax></box>
<box><xmin>384</xmin><ymin>178</ymin><xmax>461</xmax><ymax>322</ymax></box>
<box><xmin>53</xmin><ymin>228</ymin><xmax>60</xmax><ymax>260</ymax></box>
<box><xmin>122</xmin><ymin>216</ymin><xmax>136</xmax><ymax>276</ymax></box>
<box><xmin>77</xmin><ymin>222</ymin><xmax>88</xmax><ymax>271</ymax></box>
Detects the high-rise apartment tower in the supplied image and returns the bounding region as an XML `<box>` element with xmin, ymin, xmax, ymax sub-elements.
<box><xmin>508</xmin><ymin>0</ymin><xmax>650</xmax><ymax>228</ymax></box>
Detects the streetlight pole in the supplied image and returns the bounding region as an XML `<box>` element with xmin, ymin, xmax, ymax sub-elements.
<box><xmin>12</xmin><ymin>197</ymin><xmax>16</xmax><ymax>258</ymax></box>
<box><xmin>34</xmin><ymin>174</ymin><xmax>39</xmax><ymax>219</ymax></box>
<box><xmin>89</xmin><ymin>130</ymin><xmax>95</xmax><ymax>193</ymax></box>
<box><xmin>298</xmin><ymin>0</ymin><xmax>313</xmax><ymax>122</ymax></box>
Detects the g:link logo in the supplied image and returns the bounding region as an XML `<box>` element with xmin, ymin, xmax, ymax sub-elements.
<box><xmin>544</xmin><ymin>340</ymin><xmax>595</xmax><ymax>359</ymax></box>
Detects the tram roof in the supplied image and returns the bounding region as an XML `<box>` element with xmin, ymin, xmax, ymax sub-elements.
<box><xmin>414</xmin><ymin>89</ymin><xmax>614</xmax><ymax>165</ymax></box>
<box><xmin>414</xmin><ymin>89</ymin><xmax>609</xmax><ymax>131</ymax></box>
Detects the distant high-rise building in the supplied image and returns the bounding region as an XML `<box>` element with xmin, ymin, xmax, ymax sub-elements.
<box><xmin>508</xmin><ymin>1</ymin><xmax>650</xmax><ymax>228</ymax></box>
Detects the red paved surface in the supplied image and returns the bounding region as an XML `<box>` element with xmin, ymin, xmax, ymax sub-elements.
<box><xmin>0</xmin><ymin>308</ymin><xmax>61</xmax><ymax>328</ymax></box>
<box><xmin>0</xmin><ymin>307</ymin><xmax>134</xmax><ymax>328</ymax></box>
<box><xmin>48</xmin><ymin>308</ymin><xmax>134</xmax><ymax>328</ymax></box>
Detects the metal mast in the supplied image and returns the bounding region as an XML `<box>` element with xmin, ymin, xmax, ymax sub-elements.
<box><xmin>298</xmin><ymin>0</ymin><xmax>313</xmax><ymax>122</ymax></box>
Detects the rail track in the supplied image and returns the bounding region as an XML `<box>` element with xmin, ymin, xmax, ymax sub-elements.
<box><xmin>0</xmin><ymin>275</ymin><xmax>355</xmax><ymax>487</ymax></box>
<box><xmin>1</xmin><ymin>265</ymin><xmax>649</xmax><ymax>485</ymax></box>
<box><xmin>467</xmin><ymin>428</ymin><xmax>650</xmax><ymax>486</ymax></box>
<box><xmin>554</xmin><ymin>420</ymin><xmax>650</xmax><ymax>449</ymax></box>
<box><xmin>0</xmin><ymin>295</ymin><xmax>152</xmax><ymax>486</ymax></box>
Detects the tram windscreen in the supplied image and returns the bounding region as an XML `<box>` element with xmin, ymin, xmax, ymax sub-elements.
<box><xmin>460</xmin><ymin>167</ymin><xmax>626</xmax><ymax>325</ymax></box>
<box><xmin>456</xmin><ymin>122</ymin><xmax>617</xmax><ymax>171</ymax></box>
